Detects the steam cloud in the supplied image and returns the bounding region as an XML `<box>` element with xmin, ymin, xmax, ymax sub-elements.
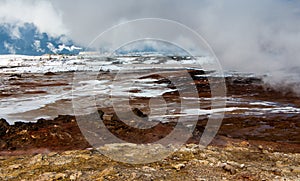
<box><xmin>0</xmin><ymin>0</ymin><xmax>68</xmax><ymax>36</ymax></box>
<box><xmin>0</xmin><ymin>0</ymin><xmax>300</xmax><ymax>87</ymax></box>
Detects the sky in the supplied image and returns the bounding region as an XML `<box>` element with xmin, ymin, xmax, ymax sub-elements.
<box><xmin>0</xmin><ymin>0</ymin><xmax>300</xmax><ymax>77</ymax></box>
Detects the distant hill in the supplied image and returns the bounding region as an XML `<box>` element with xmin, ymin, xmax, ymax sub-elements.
<box><xmin>0</xmin><ymin>23</ymin><xmax>82</xmax><ymax>55</ymax></box>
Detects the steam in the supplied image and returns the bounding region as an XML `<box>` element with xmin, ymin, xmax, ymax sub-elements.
<box><xmin>49</xmin><ymin>0</ymin><xmax>300</xmax><ymax>73</ymax></box>
<box><xmin>1</xmin><ymin>0</ymin><xmax>300</xmax><ymax>92</ymax></box>
<box><xmin>0</xmin><ymin>0</ymin><xmax>68</xmax><ymax>37</ymax></box>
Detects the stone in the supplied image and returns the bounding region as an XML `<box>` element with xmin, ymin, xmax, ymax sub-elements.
<box><xmin>227</xmin><ymin>161</ymin><xmax>245</xmax><ymax>169</ymax></box>
<box><xmin>262</xmin><ymin>150</ymin><xmax>269</xmax><ymax>154</ymax></box>
<box><xmin>222</xmin><ymin>164</ymin><xmax>236</xmax><ymax>174</ymax></box>
<box><xmin>76</xmin><ymin>154</ymin><xmax>91</xmax><ymax>160</ymax></box>
<box><xmin>272</xmin><ymin>168</ymin><xmax>282</xmax><ymax>175</ymax></box>
<box><xmin>29</xmin><ymin>154</ymin><xmax>43</xmax><ymax>165</ymax></box>
<box><xmin>291</xmin><ymin>167</ymin><xmax>300</xmax><ymax>173</ymax></box>
<box><xmin>0</xmin><ymin>118</ymin><xmax>9</xmax><ymax>137</ymax></box>
<box><xmin>0</xmin><ymin>140</ymin><xmax>7</xmax><ymax>149</ymax></box>
<box><xmin>240</xmin><ymin>141</ymin><xmax>249</xmax><ymax>147</ymax></box>
<box><xmin>131</xmin><ymin>172</ymin><xmax>137</xmax><ymax>179</ymax></box>
<box><xmin>55</xmin><ymin>173</ymin><xmax>67</xmax><ymax>180</ymax></box>
<box><xmin>8</xmin><ymin>164</ymin><xmax>22</xmax><ymax>170</ymax></box>
<box><xmin>275</xmin><ymin>161</ymin><xmax>285</xmax><ymax>168</ymax></box>
<box><xmin>172</xmin><ymin>163</ymin><xmax>185</xmax><ymax>171</ymax></box>
<box><xmin>142</xmin><ymin>166</ymin><xmax>156</xmax><ymax>172</ymax></box>
<box><xmin>132</xmin><ymin>108</ymin><xmax>147</xmax><ymax>118</ymax></box>
<box><xmin>47</xmin><ymin>152</ymin><xmax>58</xmax><ymax>157</ymax></box>
<box><xmin>70</xmin><ymin>171</ymin><xmax>83</xmax><ymax>180</ymax></box>
<box><xmin>103</xmin><ymin>114</ymin><xmax>113</xmax><ymax>121</ymax></box>
<box><xmin>44</xmin><ymin>72</ymin><xmax>56</xmax><ymax>76</ymax></box>
<box><xmin>39</xmin><ymin>172</ymin><xmax>56</xmax><ymax>180</ymax></box>
<box><xmin>198</xmin><ymin>160</ymin><xmax>209</xmax><ymax>165</ymax></box>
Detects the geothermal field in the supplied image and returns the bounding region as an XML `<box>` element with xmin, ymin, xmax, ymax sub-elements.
<box><xmin>0</xmin><ymin>55</ymin><xmax>299</xmax><ymax>180</ymax></box>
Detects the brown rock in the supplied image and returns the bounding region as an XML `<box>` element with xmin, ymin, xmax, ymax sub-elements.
<box><xmin>0</xmin><ymin>118</ymin><xmax>9</xmax><ymax>137</ymax></box>
<box><xmin>222</xmin><ymin>164</ymin><xmax>236</xmax><ymax>174</ymax></box>
<box><xmin>172</xmin><ymin>163</ymin><xmax>186</xmax><ymax>171</ymax></box>
<box><xmin>291</xmin><ymin>167</ymin><xmax>300</xmax><ymax>173</ymax></box>
<box><xmin>44</xmin><ymin>72</ymin><xmax>56</xmax><ymax>76</ymax></box>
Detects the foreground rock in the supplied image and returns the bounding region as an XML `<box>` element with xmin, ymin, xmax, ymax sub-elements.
<box><xmin>0</xmin><ymin>115</ymin><xmax>90</xmax><ymax>154</ymax></box>
<box><xmin>0</xmin><ymin>144</ymin><xmax>299</xmax><ymax>180</ymax></box>
<box><xmin>1</xmin><ymin>112</ymin><xmax>299</xmax><ymax>155</ymax></box>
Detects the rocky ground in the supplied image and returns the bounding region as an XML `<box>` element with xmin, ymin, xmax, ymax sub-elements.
<box><xmin>0</xmin><ymin>143</ymin><xmax>299</xmax><ymax>180</ymax></box>
<box><xmin>0</xmin><ymin>70</ymin><xmax>299</xmax><ymax>180</ymax></box>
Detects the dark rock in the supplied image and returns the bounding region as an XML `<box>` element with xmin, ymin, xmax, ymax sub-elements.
<box><xmin>187</xmin><ymin>69</ymin><xmax>206</xmax><ymax>77</ymax></box>
<box><xmin>97</xmin><ymin>110</ymin><xmax>104</xmax><ymax>120</ymax></box>
<box><xmin>0</xmin><ymin>118</ymin><xmax>9</xmax><ymax>137</ymax></box>
<box><xmin>9</xmin><ymin>74</ymin><xmax>22</xmax><ymax>78</ymax></box>
<box><xmin>54</xmin><ymin>115</ymin><xmax>76</xmax><ymax>123</ymax></box>
<box><xmin>222</xmin><ymin>164</ymin><xmax>236</xmax><ymax>174</ymax></box>
<box><xmin>111</xmin><ymin>113</ymin><xmax>120</xmax><ymax>121</ymax></box>
<box><xmin>37</xmin><ymin>118</ymin><xmax>48</xmax><ymax>124</ymax></box>
<box><xmin>8</xmin><ymin>146</ymin><xmax>16</xmax><ymax>151</ymax></box>
<box><xmin>155</xmin><ymin>78</ymin><xmax>172</xmax><ymax>85</ymax></box>
<box><xmin>231</xmin><ymin>77</ymin><xmax>262</xmax><ymax>84</ymax></box>
<box><xmin>168</xmin><ymin>56</ymin><xmax>193</xmax><ymax>61</ymax></box>
<box><xmin>139</xmin><ymin>74</ymin><xmax>162</xmax><ymax>80</ymax></box>
<box><xmin>14</xmin><ymin>122</ymin><xmax>27</xmax><ymax>129</ymax></box>
<box><xmin>0</xmin><ymin>140</ymin><xmax>7</xmax><ymax>149</ymax></box>
<box><xmin>132</xmin><ymin>108</ymin><xmax>148</xmax><ymax>118</ymax></box>
<box><xmin>44</xmin><ymin>72</ymin><xmax>56</xmax><ymax>76</ymax></box>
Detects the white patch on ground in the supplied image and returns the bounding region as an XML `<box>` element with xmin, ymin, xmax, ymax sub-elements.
<box><xmin>1</xmin><ymin>55</ymin><xmax>300</xmax><ymax>124</ymax></box>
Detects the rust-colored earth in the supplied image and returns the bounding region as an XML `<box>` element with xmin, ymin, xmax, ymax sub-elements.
<box><xmin>0</xmin><ymin>70</ymin><xmax>299</xmax><ymax>155</ymax></box>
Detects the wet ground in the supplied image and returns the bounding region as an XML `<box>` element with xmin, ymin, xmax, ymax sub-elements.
<box><xmin>0</xmin><ymin>66</ymin><xmax>300</xmax><ymax>180</ymax></box>
<box><xmin>0</xmin><ymin>69</ymin><xmax>299</xmax><ymax>154</ymax></box>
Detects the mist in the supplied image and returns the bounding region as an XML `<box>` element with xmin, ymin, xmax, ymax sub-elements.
<box><xmin>49</xmin><ymin>0</ymin><xmax>300</xmax><ymax>74</ymax></box>
<box><xmin>1</xmin><ymin>0</ymin><xmax>300</xmax><ymax>86</ymax></box>
<box><xmin>0</xmin><ymin>0</ymin><xmax>67</xmax><ymax>36</ymax></box>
